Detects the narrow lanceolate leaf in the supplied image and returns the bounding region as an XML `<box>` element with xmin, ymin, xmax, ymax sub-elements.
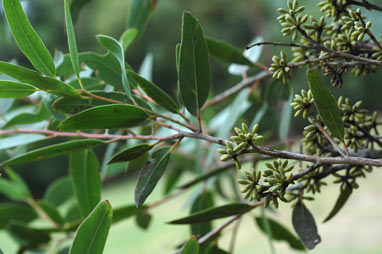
<box><xmin>0</xmin><ymin>61</ymin><xmax>80</xmax><ymax>97</ymax></box>
<box><xmin>182</xmin><ymin>236</ymin><xmax>199</xmax><ymax>254</ymax></box>
<box><xmin>120</xmin><ymin>28</ymin><xmax>138</xmax><ymax>52</ymax></box>
<box><xmin>255</xmin><ymin>217</ymin><xmax>305</xmax><ymax>251</ymax></box>
<box><xmin>43</xmin><ymin>176</ymin><xmax>74</xmax><ymax>206</ymax></box>
<box><xmin>168</xmin><ymin>203</ymin><xmax>255</xmax><ymax>224</ymax></box>
<box><xmin>135</xmin><ymin>212</ymin><xmax>152</xmax><ymax>230</ymax></box>
<box><xmin>179</xmin><ymin>11</ymin><xmax>211</xmax><ymax>116</ymax></box>
<box><xmin>3</xmin><ymin>102</ymin><xmax>50</xmax><ymax>128</ymax></box>
<box><xmin>3</xmin><ymin>0</ymin><xmax>55</xmax><ymax>76</ymax></box>
<box><xmin>1</xmin><ymin>139</ymin><xmax>104</xmax><ymax>166</ymax></box>
<box><xmin>0</xmin><ymin>81</ymin><xmax>36</xmax><ymax>98</ymax></box>
<box><xmin>69</xmin><ymin>200</ymin><xmax>113</xmax><ymax>254</ymax></box>
<box><xmin>108</xmin><ymin>143</ymin><xmax>152</xmax><ymax>164</ymax></box>
<box><xmin>135</xmin><ymin>147</ymin><xmax>171</xmax><ymax>207</ymax></box>
<box><xmin>292</xmin><ymin>201</ymin><xmax>321</xmax><ymax>250</ymax></box>
<box><xmin>127</xmin><ymin>71</ymin><xmax>178</xmax><ymax>113</ymax></box>
<box><xmin>58</xmin><ymin>104</ymin><xmax>148</xmax><ymax>131</ymax></box>
<box><xmin>323</xmin><ymin>185</ymin><xmax>353</xmax><ymax>223</ymax></box>
<box><xmin>96</xmin><ymin>35</ymin><xmax>131</xmax><ymax>98</ymax></box>
<box><xmin>307</xmin><ymin>69</ymin><xmax>344</xmax><ymax>139</ymax></box>
<box><xmin>128</xmin><ymin>0</ymin><xmax>158</xmax><ymax>37</ymax></box>
<box><xmin>206</xmin><ymin>37</ymin><xmax>253</xmax><ymax>65</ymax></box>
<box><xmin>70</xmin><ymin>149</ymin><xmax>101</xmax><ymax>218</ymax></box>
<box><xmin>64</xmin><ymin>0</ymin><xmax>81</xmax><ymax>77</ymax></box>
<box><xmin>0</xmin><ymin>203</ymin><xmax>37</xmax><ymax>228</ymax></box>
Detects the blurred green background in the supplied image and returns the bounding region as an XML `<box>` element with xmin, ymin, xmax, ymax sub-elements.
<box><xmin>0</xmin><ymin>0</ymin><xmax>382</xmax><ymax>253</ymax></box>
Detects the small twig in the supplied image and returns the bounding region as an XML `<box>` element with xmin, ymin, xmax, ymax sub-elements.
<box><xmin>229</xmin><ymin>217</ymin><xmax>242</xmax><ymax>254</ymax></box>
<box><xmin>347</xmin><ymin>0</ymin><xmax>382</xmax><ymax>11</ymax></box>
<box><xmin>309</xmin><ymin>116</ymin><xmax>346</xmax><ymax>156</ymax></box>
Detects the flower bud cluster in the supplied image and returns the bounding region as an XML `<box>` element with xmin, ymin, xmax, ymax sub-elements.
<box><xmin>217</xmin><ymin>124</ymin><xmax>263</xmax><ymax>169</ymax></box>
<box><xmin>290</xmin><ymin>89</ymin><xmax>314</xmax><ymax>119</ymax></box>
<box><xmin>269</xmin><ymin>51</ymin><xmax>291</xmax><ymax>84</ymax></box>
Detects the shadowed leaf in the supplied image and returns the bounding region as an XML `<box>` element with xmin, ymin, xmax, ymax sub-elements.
<box><xmin>323</xmin><ymin>185</ymin><xmax>352</xmax><ymax>222</ymax></box>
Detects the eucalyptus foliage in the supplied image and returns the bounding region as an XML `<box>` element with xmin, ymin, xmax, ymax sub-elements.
<box><xmin>0</xmin><ymin>0</ymin><xmax>382</xmax><ymax>253</ymax></box>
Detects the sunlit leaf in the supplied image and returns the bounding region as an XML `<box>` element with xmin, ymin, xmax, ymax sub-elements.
<box><xmin>120</xmin><ymin>28</ymin><xmax>139</xmax><ymax>52</ymax></box>
<box><xmin>0</xmin><ymin>81</ymin><xmax>36</xmax><ymax>98</ymax></box>
<box><xmin>69</xmin><ymin>200</ymin><xmax>112</xmax><ymax>254</ymax></box>
<box><xmin>3</xmin><ymin>0</ymin><xmax>55</xmax><ymax>76</ymax></box>
<box><xmin>182</xmin><ymin>236</ymin><xmax>199</xmax><ymax>254</ymax></box>
<box><xmin>70</xmin><ymin>149</ymin><xmax>101</xmax><ymax>218</ymax></box>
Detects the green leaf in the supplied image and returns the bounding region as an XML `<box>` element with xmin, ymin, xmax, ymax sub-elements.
<box><xmin>1</xmin><ymin>139</ymin><xmax>104</xmax><ymax>166</ymax></box>
<box><xmin>5</xmin><ymin>168</ymin><xmax>31</xmax><ymax>197</ymax></box>
<box><xmin>96</xmin><ymin>35</ymin><xmax>131</xmax><ymax>98</ymax></box>
<box><xmin>128</xmin><ymin>0</ymin><xmax>158</xmax><ymax>37</ymax></box>
<box><xmin>190</xmin><ymin>191</ymin><xmax>214</xmax><ymax>237</ymax></box>
<box><xmin>68</xmin><ymin>77</ymin><xmax>104</xmax><ymax>90</ymax></box>
<box><xmin>38</xmin><ymin>200</ymin><xmax>65</xmax><ymax>226</ymax></box>
<box><xmin>64</xmin><ymin>0</ymin><xmax>81</xmax><ymax>78</ymax></box>
<box><xmin>0</xmin><ymin>203</ymin><xmax>37</xmax><ymax>228</ymax></box>
<box><xmin>292</xmin><ymin>201</ymin><xmax>321</xmax><ymax>250</ymax></box>
<box><xmin>204</xmin><ymin>242</ymin><xmax>229</xmax><ymax>254</ymax></box>
<box><xmin>0</xmin><ymin>134</ymin><xmax>45</xmax><ymax>151</ymax></box>
<box><xmin>65</xmin><ymin>203</ymin><xmax>82</xmax><ymax>223</ymax></box>
<box><xmin>120</xmin><ymin>28</ymin><xmax>139</xmax><ymax>52</ymax></box>
<box><xmin>126</xmin><ymin>152</ymin><xmax>149</xmax><ymax>174</ymax></box>
<box><xmin>3</xmin><ymin>0</ymin><xmax>55</xmax><ymax>76</ymax></box>
<box><xmin>135</xmin><ymin>212</ymin><xmax>152</xmax><ymax>230</ymax></box>
<box><xmin>323</xmin><ymin>185</ymin><xmax>352</xmax><ymax>222</ymax></box>
<box><xmin>138</xmin><ymin>53</ymin><xmax>154</xmax><ymax>81</ymax></box>
<box><xmin>69</xmin><ymin>0</ymin><xmax>93</xmax><ymax>21</ymax></box>
<box><xmin>112</xmin><ymin>204</ymin><xmax>147</xmax><ymax>224</ymax></box>
<box><xmin>307</xmin><ymin>69</ymin><xmax>344</xmax><ymax>139</ymax></box>
<box><xmin>79</xmin><ymin>52</ymin><xmax>123</xmax><ymax>88</ymax></box>
<box><xmin>70</xmin><ymin>149</ymin><xmax>101</xmax><ymax>218</ymax></box>
<box><xmin>0</xmin><ymin>61</ymin><xmax>80</xmax><ymax>97</ymax></box>
<box><xmin>108</xmin><ymin>143</ymin><xmax>152</xmax><ymax>164</ymax></box>
<box><xmin>179</xmin><ymin>164</ymin><xmax>231</xmax><ymax>189</ymax></box>
<box><xmin>279</xmin><ymin>88</ymin><xmax>294</xmax><ymax>141</ymax></box>
<box><xmin>3</xmin><ymin>102</ymin><xmax>50</xmax><ymax>128</ymax></box>
<box><xmin>182</xmin><ymin>236</ymin><xmax>199</xmax><ymax>254</ymax></box>
<box><xmin>58</xmin><ymin>104</ymin><xmax>148</xmax><ymax>131</ymax></box>
<box><xmin>127</xmin><ymin>71</ymin><xmax>179</xmax><ymax>113</ymax></box>
<box><xmin>179</xmin><ymin>11</ymin><xmax>211</xmax><ymax>115</ymax></box>
<box><xmin>7</xmin><ymin>222</ymin><xmax>51</xmax><ymax>246</ymax></box>
<box><xmin>255</xmin><ymin>217</ymin><xmax>305</xmax><ymax>251</ymax></box>
<box><xmin>69</xmin><ymin>200</ymin><xmax>112</xmax><ymax>254</ymax></box>
<box><xmin>168</xmin><ymin>203</ymin><xmax>255</xmax><ymax>224</ymax></box>
<box><xmin>135</xmin><ymin>147</ymin><xmax>171</xmax><ymax>207</ymax></box>
<box><xmin>52</xmin><ymin>91</ymin><xmax>130</xmax><ymax>114</ymax></box>
<box><xmin>0</xmin><ymin>81</ymin><xmax>36</xmax><ymax>98</ymax></box>
<box><xmin>43</xmin><ymin>176</ymin><xmax>74</xmax><ymax>206</ymax></box>
<box><xmin>206</xmin><ymin>37</ymin><xmax>253</xmax><ymax>65</ymax></box>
